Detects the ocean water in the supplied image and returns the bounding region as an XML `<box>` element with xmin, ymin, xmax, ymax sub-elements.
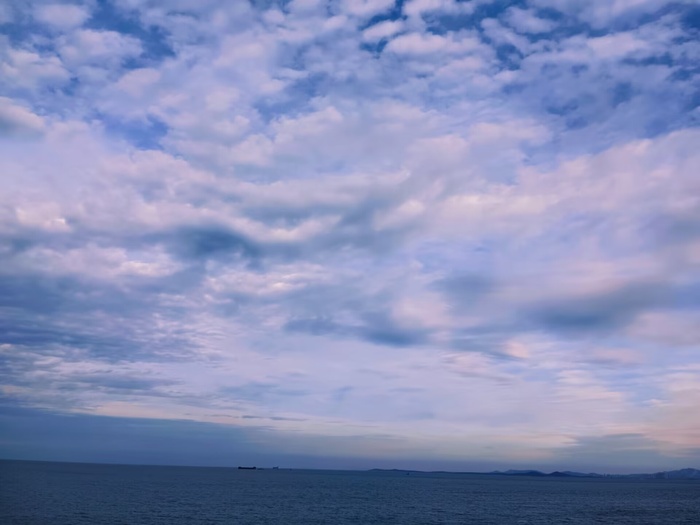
<box><xmin>1</xmin><ymin>460</ymin><xmax>699</xmax><ymax>524</ymax></box>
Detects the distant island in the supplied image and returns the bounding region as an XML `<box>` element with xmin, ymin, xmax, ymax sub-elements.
<box><xmin>368</xmin><ymin>467</ymin><xmax>700</xmax><ymax>479</ymax></box>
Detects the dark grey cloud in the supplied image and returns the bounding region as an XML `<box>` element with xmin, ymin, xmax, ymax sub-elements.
<box><xmin>0</xmin><ymin>195</ymin><xmax>436</xmax><ymax>407</ymax></box>
<box><xmin>357</xmin><ymin>311</ymin><xmax>429</xmax><ymax>347</ymax></box>
<box><xmin>525</xmin><ymin>276</ymin><xmax>700</xmax><ymax>336</ymax></box>
<box><xmin>528</xmin><ymin>281</ymin><xmax>669</xmax><ymax>333</ymax></box>
<box><xmin>284</xmin><ymin>268</ymin><xmax>685</xmax><ymax>351</ymax></box>
<box><xmin>285</xmin><ymin>311</ymin><xmax>429</xmax><ymax>348</ymax></box>
<box><xmin>275</xmin><ymin>273</ymin><xmax>435</xmax><ymax>348</ymax></box>
<box><xmin>0</xmin><ymin>218</ymin><xmax>225</xmax><ymax>335</ymax></box>
<box><xmin>430</xmin><ymin>270</ymin><xmax>696</xmax><ymax>350</ymax></box>
<box><xmin>162</xmin><ymin>225</ymin><xmax>264</xmax><ymax>262</ymax></box>
<box><xmin>0</xmin><ymin>273</ymin><xmax>79</xmax><ymax>314</ymax></box>
<box><xmin>240</xmin><ymin>415</ymin><xmax>305</xmax><ymax>422</ymax></box>
<box><xmin>285</xmin><ymin>315</ymin><xmax>341</xmax><ymax>337</ymax></box>
<box><xmin>434</xmin><ymin>273</ymin><xmax>494</xmax><ymax>310</ymax></box>
<box><xmin>650</xmin><ymin>208</ymin><xmax>700</xmax><ymax>247</ymax></box>
<box><xmin>0</xmin><ymin>263</ymin><xmax>205</xmax><ymax>374</ymax></box>
<box><xmin>144</xmin><ymin>187</ymin><xmax>420</xmax><ymax>270</ymax></box>
<box><xmin>0</xmin><ymin>343</ymin><xmax>190</xmax><ymax>415</ymax></box>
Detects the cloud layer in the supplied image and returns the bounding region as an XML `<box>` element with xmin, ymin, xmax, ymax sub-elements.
<box><xmin>0</xmin><ymin>0</ymin><xmax>699</xmax><ymax>471</ymax></box>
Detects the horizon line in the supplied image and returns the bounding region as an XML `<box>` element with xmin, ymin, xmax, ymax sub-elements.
<box><xmin>2</xmin><ymin>457</ymin><xmax>697</xmax><ymax>477</ymax></box>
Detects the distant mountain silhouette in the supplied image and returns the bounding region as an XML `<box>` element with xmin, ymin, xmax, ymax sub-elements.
<box><xmin>369</xmin><ymin>468</ymin><xmax>700</xmax><ymax>479</ymax></box>
<box><xmin>643</xmin><ymin>468</ymin><xmax>700</xmax><ymax>480</ymax></box>
<box><xmin>490</xmin><ymin>467</ymin><xmax>700</xmax><ymax>479</ymax></box>
<box><xmin>496</xmin><ymin>469</ymin><xmax>548</xmax><ymax>476</ymax></box>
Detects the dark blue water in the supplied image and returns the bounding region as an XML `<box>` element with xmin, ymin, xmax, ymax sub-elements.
<box><xmin>1</xmin><ymin>460</ymin><xmax>699</xmax><ymax>524</ymax></box>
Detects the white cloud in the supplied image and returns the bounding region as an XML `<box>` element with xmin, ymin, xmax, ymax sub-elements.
<box><xmin>34</xmin><ymin>3</ymin><xmax>91</xmax><ymax>30</ymax></box>
<box><xmin>530</xmin><ymin>0</ymin><xmax>674</xmax><ymax>26</ymax></box>
<box><xmin>504</xmin><ymin>7</ymin><xmax>555</xmax><ymax>34</ymax></box>
<box><xmin>0</xmin><ymin>45</ymin><xmax>70</xmax><ymax>91</ymax></box>
<box><xmin>386</xmin><ymin>31</ymin><xmax>480</xmax><ymax>55</ymax></box>
<box><xmin>481</xmin><ymin>18</ymin><xmax>532</xmax><ymax>52</ymax></box>
<box><xmin>114</xmin><ymin>67</ymin><xmax>161</xmax><ymax>97</ymax></box>
<box><xmin>58</xmin><ymin>29</ymin><xmax>143</xmax><ymax>67</ymax></box>
<box><xmin>587</xmin><ymin>32</ymin><xmax>652</xmax><ymax>59</ymax></box>
<box><xmin>363</xmin><ymin>20</ymin><xmax>404</xmax><ymax>42</ymax></box>
<box><xmin>341</xmin><ymin>0</ymin><xmax>395</xmax><ymax>18</ymax></box>
<box><xmin>0</xmin><ymin>97</ymin><xmax>46</xmax><ymax>137</ymax></box>
<box><xmin>403</xmin><ymin>0</ymin><xmax>474</xmax><ymax>18</ymax></box>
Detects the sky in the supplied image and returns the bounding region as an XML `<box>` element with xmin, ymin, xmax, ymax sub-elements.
<box><xmin>0</xmin><ymin>0</ymin><xmax>699</xmax><ymax>473</ymax></box>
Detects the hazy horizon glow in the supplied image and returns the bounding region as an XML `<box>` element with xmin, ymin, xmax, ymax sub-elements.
<box><xmin>1</xmin><ymin>0</ymin><xmax>699</xmax><ymax>472</ymax></box>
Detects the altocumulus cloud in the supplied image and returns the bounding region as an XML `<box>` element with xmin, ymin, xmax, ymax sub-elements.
<box><xmin>0</xmin><ymin>0</ymin><xmax>699</xmax><ymax>472</ymax></box>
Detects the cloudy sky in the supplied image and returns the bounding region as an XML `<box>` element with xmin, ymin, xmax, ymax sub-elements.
<box><xmin>1</xmin><ymin>0</ymin><xmax>699</xmax><ymax>473</ymax></box>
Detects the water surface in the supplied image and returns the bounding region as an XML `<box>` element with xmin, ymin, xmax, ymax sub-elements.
<box><xmin>2</xmin><ymin>460</ymin><xmax>699</xmax><ymax>524</ymax></box>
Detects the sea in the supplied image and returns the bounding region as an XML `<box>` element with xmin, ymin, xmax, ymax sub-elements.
<box><xmin>1</xmin><ymin>460</ymin><xmax>699</xmax><ymax>524</ymax></box>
